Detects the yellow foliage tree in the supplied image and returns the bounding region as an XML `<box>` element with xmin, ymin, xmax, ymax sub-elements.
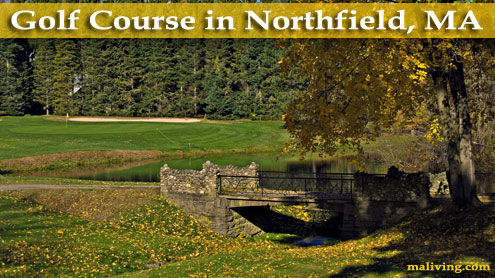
<box><xmin>280</xmin><ymin>38</ymin><xmax>495</xmax><ymax>208</ymax></box>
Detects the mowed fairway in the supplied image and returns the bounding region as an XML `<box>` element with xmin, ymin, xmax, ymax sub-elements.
<box><xmin>0</xmin><ymin>116</ymin><xmax>287</xmax><ymax>160</ymax></box>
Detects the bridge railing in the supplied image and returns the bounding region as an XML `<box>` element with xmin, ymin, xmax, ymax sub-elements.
<box><xmin>258</xmin><ymin>171</ymin><xmax>355</xmax><ymax>180</ymax></box>
<box><xmin>217</xmin><ymin>174</ymin><xmax>355</xmax><ymax>198</ymax></box>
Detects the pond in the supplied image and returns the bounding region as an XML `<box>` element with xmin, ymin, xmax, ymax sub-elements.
<box><xmin>85</xmin><ymin>154</ymin><xmax>389</xmax><ymax>182</ymax></box>
<box><xmin>22</xmin><ymin>153</ymin><xmax>388</xmax><ymax>183</ymax></box>
<box><xmin>17</xmin><ymin>152</ymin><xmax>495</xmax><ymax>194</ymax></box>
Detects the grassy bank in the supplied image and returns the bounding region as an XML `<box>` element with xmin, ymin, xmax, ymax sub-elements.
<box><xmin>0</xmin><ymin>175</ymin><xmax>157</xmax><ymax>186</ymax></box>
<box><xmin>133</xmin><ymin>204</ymin><xmax>494</xmax><ymax>278</ymax></box>
<box><xmin>0</xmin><ymin>190</ymin><xmax>264</xmax><ymax>277</ymax></box>
<box><xmin>0</xmin><ymin>150</ymin><xmax>167</xmax><ymax>174</ymax></box>
<box><xmin>0</xmin><ymin>116</ymin><xmax>287</xmax><ymax>173</ymax></box>
<box><xmin>0</xmin><ymin>190</ymin><xmax>494</xmax><ymax>278</ymax></box>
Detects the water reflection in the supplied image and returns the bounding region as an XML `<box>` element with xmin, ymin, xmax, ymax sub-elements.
<box><xmin>13</xmin><ymin>152</ymin><xmax>494</xmax><ymax>194</ymax></box>
<box><xmin>90</xmin><ymin>155</ymin><xmax>387</xmax><ymax>182</ymax></box>
<box><xmin>19</xmin><ymin>153</ymin><xmax>386</xmax><ymax>183</ymax></box>
<box><xmin>285</xmin><ymin>156</ymin><xmax>386</xmax><ymax>175</ymax></box>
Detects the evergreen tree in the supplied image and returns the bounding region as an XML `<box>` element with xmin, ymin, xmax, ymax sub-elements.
<box><xmin>230</xmin><ymin>39</ymin><xmax>301</xmax><ymax>120</ymax></box>
<box><xmin>80</xmin><ymin>39</ymin><xmax>108</xmax><ymax>115</ymax></box>
<box><xmin>176</xmin><ymin>39</ymin><xmax>205</xmax><ymax>116</ymax></box>
<box><xmin>203</xmin><ymin>39</ymin><xmax>235</xmax><ymax>119</ymax></box>
<box><xmin>99</xmin><ymin>39</ymin><xmax>129</xmax><ymax>116</ymax></box>
<box><xmin>51</xmin><ymin>39</ymin><xmax>81</xmax><ymax>115</ymax></box>
<box><xmin>27</xmin><ymin>37</ymin><xmax>304</xmax><ymax>119</ymax></box>
<box><xmin>0</xmin><ymin>39</ymin><xmax>33</xmax><ymax>116</ymax></box>
<box><xmin>257</xmin><ymin>39</ymin><xmax>300</xmax><ymax>119</ymax></box>
<box><xmin>141</xmin><ymin>39</ymin><xmax>179</xmax><ymax>116</ymax></box>
<box><xmin>32</xmin><ymin>39</ymin><xmax>56</xmax><ymax>116</ymax></box>
<box><xmin>234</xmin><ymin>39</ymin><xmax>266</xmax><ymax>118</ymax></box>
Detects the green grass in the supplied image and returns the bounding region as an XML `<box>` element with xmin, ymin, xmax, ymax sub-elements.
<box><xmin>118</xmin><ymin>203</ymin><xmax>495</xmax><ymax>278</ymax></box>
<box><xmin>1</xmin><ymin>190</ymin><xmax>494</xmax><ymax>278</ymax></box>
<box><xmin>0</xmin><ymin>116</ymin><xmax>287</xmax><ymax>161</ymax></box>
<box><xmin>0</xmin><ymin>190</ymin><xmax>265</xmax><ymax>277</ymax></box>
<box><xmin>0</xmin><ymin>175</ymin><xmax>158</xmax><ymax>186</ymax></box>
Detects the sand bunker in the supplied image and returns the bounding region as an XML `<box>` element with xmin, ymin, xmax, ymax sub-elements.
<box><xmin>69</xmin><ymin>117</ymin><xmax>201</xmax><ymax>123</ymax></box>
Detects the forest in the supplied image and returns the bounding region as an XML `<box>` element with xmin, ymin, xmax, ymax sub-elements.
<box><xmin>0</xmin><ymin>38</ymin><xmax>304</xmax><ymax>119</ymax></box>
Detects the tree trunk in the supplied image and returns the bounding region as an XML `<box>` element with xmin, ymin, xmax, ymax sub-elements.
<box><xmin>432</xmin><ymin>68</ymin><xmax>462</xmax><ymax>205</ymax></box>
<box><xmin>447</xmin><ymin>51</ymin><xmax>482</xmax><ymax>207</ymax></box>
<box><xmin>431</xmin><ymin>48</ymin><xmax>482</xmax><ymax>208</ymax></box>
<box><xmin>46</xmin><ymin>94</ymin><xmax>50</xmax><ymax>116</ymax></box>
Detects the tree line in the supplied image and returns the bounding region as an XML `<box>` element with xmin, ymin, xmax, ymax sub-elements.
<box><xmin>0</xmin><ymin>38</ymin><xmax>305</xmax><ymax>119</ymax></box>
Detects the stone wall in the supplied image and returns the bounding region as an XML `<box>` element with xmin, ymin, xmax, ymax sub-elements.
<box><xmin>341</xmin><ymin>168</ymin><xmax>430</xmax><ymax>239</ymax></box>
<box><xmin>160</xmin><ymin>161</ymin><xmax>258</xmax><ymax>195</ymax></box>
<box><xmin>160</xmin><ymin>161</ymin><xmax>258</xmax><ymax>236</ymax></box>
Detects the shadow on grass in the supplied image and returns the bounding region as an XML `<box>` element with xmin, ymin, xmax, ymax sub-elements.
<box><xmin>329</xmin><ymin>203</ymin><xmax>495</xmax><ymax>278</ymax></box>
<box><xmin>232</xmin><ymin>205</ymin><xmax>342</xmax><ymax>241</ymax></box>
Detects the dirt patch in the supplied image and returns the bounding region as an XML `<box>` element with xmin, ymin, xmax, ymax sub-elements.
<box><xmin>0</xmin><ymin>150</ymin><xmax>173</xmax><ymax>173</ymax></box>
<box><xmin>11</xmin><ymin>188</ymin><xmax>159</xmax><ymax>221</ymax></box>
<box><xmin>68</xmin><ymin>117</ymin><xmax>201</xmax><ymax>123</ymax></box>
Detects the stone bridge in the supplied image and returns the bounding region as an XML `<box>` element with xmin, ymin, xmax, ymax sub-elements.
<box><xmin>160</xmin><ymin>162</ymin><xmax>430</xmax><ymax>239</ymax></box>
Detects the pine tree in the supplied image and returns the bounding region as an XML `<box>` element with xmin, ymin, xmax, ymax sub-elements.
<box><xmin>230</xmin><ymin>39</ymin><xmax>301</xmax><ymax>120</ymax></box>
<box><xmin>176</xmin><ymin>39</ymin><xmax>205</xmax><ymax>116</ymax></box>
<box><xmin>257</xmin><ymin>39</ymin><xmax>300</xmax><ymax>119</ymax></box>
<box><xmin>51</xmin><ymin>39</ymin><xmax>81</xmax><ymax>115</ymax></box>
<box><xmin>80</xmin><ymin>39</ymin><xmax>107</xmax><ymax>115</ymax></box>
<box><xmin>32</xmin><ymin>39</ymin><xmax>56</xmax><ymax>116</ymax></box>
<box><xmin>203</xmin><ymin>39</ymin><xmax>235</xmax><ymax>119</ymax></box>
<box><xmin>29</xmin><ymin>36</ymin><xmax>304</xmax><ymax>119</ymax></box>
<box><xmin>0</xmin><ymin>39</ymin><xmax>32</xmax><ymax>116</ymax></box>
<box><xmin>141</xmin><ymin>39</ymin><xmax>179</xmax><ymax>116</ymax></box>
<box><xmin>90</xmin><ymin>39</ymin><xmax>129</xmax><ymax>116</ymax></box>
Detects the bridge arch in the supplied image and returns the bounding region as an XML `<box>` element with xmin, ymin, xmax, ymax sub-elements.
<box><xmin>160</xmin><ymin>162</ymin><xmax>430</xmax><ymax>239</ymax></box>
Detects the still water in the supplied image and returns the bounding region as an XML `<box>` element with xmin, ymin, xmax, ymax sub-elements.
<box><xmin>19</xmin><ymin>153</ymin><xmax>494</xmax><ymax>194</ymax></box>
<box><xmin>83</xmin><ymin>154</ymin><xmax>389</xmax><ymax>182</ymax></box>
<box><xmin>31</xmin><ymin>153</ymin><xmax>388</xmax><ymax>183</ymax></box>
